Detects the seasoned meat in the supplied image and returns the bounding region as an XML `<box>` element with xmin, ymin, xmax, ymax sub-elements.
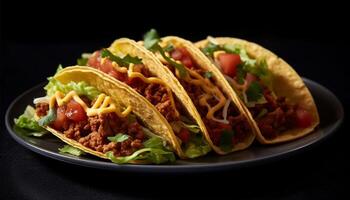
<box><xmin>35</xmin><ymin>103</ymin><xmax>49</xmax><ymax>117</ymax></box>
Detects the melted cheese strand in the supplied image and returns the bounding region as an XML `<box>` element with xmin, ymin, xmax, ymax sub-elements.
<box><xmin>184</xmin><ymin>69</ymin><xmax>227</xmax><ymax>121</ymax></box>
<box><xmin>49</xmin><ymin>91</ymin><xmax>132</xmax><ymax>118</ymax></box>
<box><xmin>106</xmin><ymin>59</ymin><xmax>180</xmax><ymax>118</ymax></box>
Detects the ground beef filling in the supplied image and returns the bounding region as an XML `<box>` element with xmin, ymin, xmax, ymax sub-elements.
<box><xmin>165</xmin><ymin>51</ymin><xmax>249</xmax><ymax>146</ymax></box>
<box><xmin>35</xmin><ymin>103</ymin><xmax>49</xmax><ymax>117</ymax></box>
<box><xmin>35</xmin><ymin>102</ymin><xmax>145</xmax><ymax>157</ymax></box>
<box><xmin>87</xmin><ymin>51</ymin><xmax>180</xmax><ymax>122</ymax></box>
<box><xmin>249</xmin><ymin>89</ymin><xmax>297</xmax><ymax>139</ymax></box>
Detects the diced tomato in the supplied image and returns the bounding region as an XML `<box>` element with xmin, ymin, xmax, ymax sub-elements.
<box><xmin>87</xmin><ymin>51</ymin><xmax>101</xmax><ymax>68</ymax></box>
<box><xmin>52</xmin><ymin>106</ymin><xmax>67</xmax><ymax>130</ymax></box>
<box><xmin>177</xmin><ymin>128</ymin><xmax>190</xmax><ymax>143</ymax></box>
<box><xmin>108</xmin><ymin>69</ymin><xmax>128</xmax><ymax>82</ymax></box>
<box><xmin>170</xmin><ymin>49</ymin><xmax>183</xmax><ymax>60</ymax></box>
<box><xmin>88</xmin><ymin>51</ymin><xmax>128</xmax><ymax>82</ymax></box>
<box><xmin>295</xmin><ymin>108</ymin><xmax>313</xmax><ymax>128</ymax></box>
<box><xmin>217</xmin><ymin>53</ymin><xmax>241</xmax><ymax>77</ymax></box>
<box><xmin>181</xmin><ymin>56</ymin><xmax>194</xmax><ymax>68</ymax></box>
<box><xmin>170</xmin><ymin>48</ymin><xmax>194</xmax><ymax>68</ymax></box>
<box><xmin>65</xmin><ymin>100</ymin><xmax>87</xmax><ymax>122</ymax></box>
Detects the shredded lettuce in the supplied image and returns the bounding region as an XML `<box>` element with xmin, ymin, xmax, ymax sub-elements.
<box><xmin>181</xmin><ymin>122</ymin><xmax>201</xmax><ymax>134</ymax></box>
<box><xmin>106</xmin><ymin>137</ymin><xmax>175</xmax><ymax>164</ymax></box>
<box><xmin>44</xmin><ymin>79</ymin><xmax>100</xmax><ymax>100</ymax></box>
<box><xmin>107</xmin><ymin>133</ymin><xmax>129</xmax><ymax>143</ymax></box>
<box><xmin>59</xmin><ymin>145</ymin><xmax>85</xmax><ymax>156</ymax></box>
<box><xmin>14</xmin><ymin>105</ymin><xmax>47</xmax><ymax>136</ymax></box>
<box><xmin>184</xmin><ymin>135</ymin><xmax>211</xmax><ymax>158</ymax></box>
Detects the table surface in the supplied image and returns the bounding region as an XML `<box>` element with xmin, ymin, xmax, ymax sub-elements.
<box><xmin>1</xmin><ymin>36</ymin><xmax>348</xmax><ymax>199</ymax></box>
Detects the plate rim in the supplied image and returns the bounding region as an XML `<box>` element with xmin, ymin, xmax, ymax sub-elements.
<box><xmin>5</xmin><ymin>78</ymin><xmax>344</xmax><ymax>173</ymax></box>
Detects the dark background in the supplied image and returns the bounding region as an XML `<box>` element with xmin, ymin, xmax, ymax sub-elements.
<box><xmin>1</xmin><ymin>1</ymin><xmax>348</xmax><ymax>199</ymax></box>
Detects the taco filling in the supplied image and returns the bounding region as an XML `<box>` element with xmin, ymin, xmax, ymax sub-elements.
<box><xmin>79</xmin><ymin>50</ymin><xmax>210</xmax><ymax>158</ymax></box>
<box><xmin>143</xmin><ymin>31</ymin><xmax>253</xmax><ymax>152</ymax></box>
<box><xmin>33</xmin><ymin>77</ymin><xmax>175</xmax><ymax>164</ymax></box>
<box><xmin>200</xmin><ymin>38</ymin><xmax>314</xmax><ymax>140</ymax></box>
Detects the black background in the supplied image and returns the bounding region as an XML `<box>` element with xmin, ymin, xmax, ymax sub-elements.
<box><xmin>1</xmin><ymin>1</ymin><xmax>349</xmax><ymax>199</ymax></box>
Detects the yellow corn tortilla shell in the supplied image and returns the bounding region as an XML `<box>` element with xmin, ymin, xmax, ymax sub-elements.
<box><xmin>109</xmin><ymin>38</ymin><xmax>216</xmax><ymax>157</ymax></box>
<box><xmin>37</xmin><ymin>66</ymin><xmax>183</xmax><ymax>162</ymax></box>
<box><xmin>196</xmin><ymin>37</ymin><xmax>320</xmax><ymax>144</ymax></box>
<box><xmin>142</xmin><ymin>36</ymin><xmax>257</xmax><ymax>154</ymax></box>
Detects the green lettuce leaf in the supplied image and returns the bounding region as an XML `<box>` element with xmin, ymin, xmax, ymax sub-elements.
<box><xmin>44</xmin><ymin>79</ymin><xmax>100</xmax><ymax>100</ymax></box>
<box><xmin>14</xmin><ymin>105</ymin><xmax>47</xmax><ymax>136</ymax></box>
<box><xmin>107</xmin><ymin>133</ymin><xmax>129</xmax><ymax>143</ymax></box>
<box><xmin>59</xmin><ymin>145</ymin><xmax>85</xmax><ymax>156</ymax></box>
<box><xmin>143</xmin><ymin>137</ymin><xmax>163</xmax><ymax>148</ymax></box>
<box><xmin>184</xmin><ymin>135</ymin><xmax>211</xmax><ymax>158</ymax></box>
<box><xmin>106</xmin><ymin>136</ymin><xmax>176</xmax><ymax>164</ymax></box>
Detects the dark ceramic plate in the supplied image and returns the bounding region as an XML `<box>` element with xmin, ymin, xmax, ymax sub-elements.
<box><xmin>5</xmin><ymin>78</ymin><xmax>343</xmax><ymax>173</ymax></box>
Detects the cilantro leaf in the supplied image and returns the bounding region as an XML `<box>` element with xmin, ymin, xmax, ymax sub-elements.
<box><xmin>201</xmin><ymin>42</ymin><xmax>222</xmax><ymax>57</ymax></box>
<box><xmin>236</xmin><ymin>64</ymin><xmax>246</xmax><ymax>84</ymax></box>
<box><xmin>246</xmin><ymin>81</ymin><xmax>263</xmax><ymax>102</ymax></box>
<box><xmin>143</xmin><ymin>29</ymin><xmax>187</xmax><ymax>78</ymax></box>
<box><xmin>220</xmin><ymin>129</ymin><xmax>235</xmax><ymax>152</ymax></box>
<box><xmin>122</xmin><ymin>54</ymin><xmax>143</xmax><ymax>65</ymax></box>
<box><xmin>203</xmin><ymin>71</ymin><xmax>213</xmax><ymax>79</ymax></box>
<box><xmin>107</xmin><ymin>133</ymin><xmax>130</xmax><ymax>143</ymax></box>
<box><xmin>163</xmin><ymin>44</ymin><xmax>175</xmax><ymax>52</ymax></box>
<box><xmin>143</xmin><ymin>29</ymin><xmax>161</xmax><ymax>50</ymax></box>
<box><xmin>101</xmin><ymin>49</ymin><xmax>142</xmax><ymax>67</ymax></box>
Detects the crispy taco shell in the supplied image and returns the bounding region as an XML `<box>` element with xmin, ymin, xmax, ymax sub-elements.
<box><xmin>107</xmin><ymin>38</ymin><xmax>212</xmax><ymax>158</ymax></box>
<box><xmin>143</xmin><ymin>36</ymin><xmax>257</xmax><ymax>154</ymax></box>
<box><xmin>37</xmin><ymin>66</ymin><xmax>184</xmax><ymax>161</ymax></box>
<box><xmin>196</xmin><ymin>37</ymin><xmax>320</xmax><ymax>144</ymax></box>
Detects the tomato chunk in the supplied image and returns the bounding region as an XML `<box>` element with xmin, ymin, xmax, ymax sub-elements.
<box><xmin>170</xmin><ymin>48</ymin><xmax>194</xmax><ymax>68</ymax></box>
<box><xmin>52</xmin><ymin>106</ymin><xmax>67</xmax><ymax>130</ymax></box>
<box><xmin>217</xmin><ymin>53</ymin><xmax>241</xmax><ymax>77</ymax></box>
<box><xmin>295</xmin><ymin>108</ymin><xmax>313</xmax><ymax>128</ymax></box>
<box><xmin>177</xmin><ymin>128</ymin><xmax>190</xmax><ymax>143</ymax></box>
<box><xmin>65</xmin><ymin>100</ymin><xmax>87</xmax><ymax>122</ymax></box>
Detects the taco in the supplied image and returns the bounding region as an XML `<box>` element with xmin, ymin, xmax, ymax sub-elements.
<box><xmin>140</xmin><ymin>30</ymin><xmax>257</xmax><ymax>155</ymax></box>
<box><xmin>30</xmin><ymin>66</ymin><xmax>177</xmax><ymax>164</ymax></box>
<box><xmin>195</xmin><ymin>37</ymin><xmax>320</xmax><ymax>144</ymax></box>
<box><xmin>77</xmin><ymin>40</ymin><xmax>211</xmax><ymax>158</ymax></box>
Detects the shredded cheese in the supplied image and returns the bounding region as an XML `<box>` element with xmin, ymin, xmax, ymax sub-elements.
<box><xmin>103</xmin><ymin>58</ymin><xmax>179</xmax><ymax>118</ymax></box>
<box><xmin>49</xmin><ymin>91</ymin><xmax>132</xmax><ymax>118</ymax></box>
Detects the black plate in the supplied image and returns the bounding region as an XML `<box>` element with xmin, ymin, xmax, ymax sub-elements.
<box><xmin>5</xmin><ymin>78</ymin><xmax>343</xmax><ymax>173</ymax></box>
